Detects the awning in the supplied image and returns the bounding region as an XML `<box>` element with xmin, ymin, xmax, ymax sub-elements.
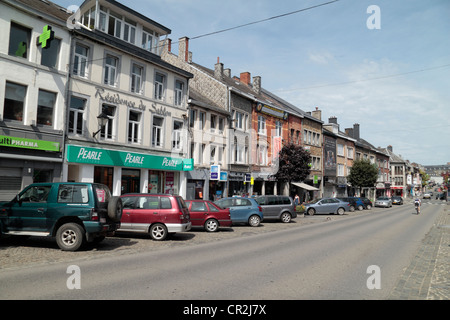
<box><xmin>291</xmin><ymin>182</ymin><xmax>319</xmax><ymax>191</ymax></box>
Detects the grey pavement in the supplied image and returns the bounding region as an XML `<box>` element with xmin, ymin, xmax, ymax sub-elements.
<box><xmin>388</xmin><ymin>203</ymin><xmax>450</xmax><ymax>300</ymax></box>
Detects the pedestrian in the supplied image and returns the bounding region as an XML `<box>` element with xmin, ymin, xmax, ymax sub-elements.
<box><xmin>294</xmin><ymin>194</ymin><xmax>300</xmax><ymax>206</ymax></box>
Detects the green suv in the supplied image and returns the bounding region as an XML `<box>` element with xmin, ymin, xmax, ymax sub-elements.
<box><xmin>0</xmin><ymin>182</ymin><xmax>122</xmax><ymax>251</ymax></box>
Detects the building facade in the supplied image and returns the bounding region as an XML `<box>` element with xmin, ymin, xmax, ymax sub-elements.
<box><xmin>64</xmin><ymin>0</ymin><xmax>193</xmax><ymax>197</ymax></box>
<box><xmin>0</xmin><ymin>0</ymin><xmax>71</xmax><ymax>200</ymax></box>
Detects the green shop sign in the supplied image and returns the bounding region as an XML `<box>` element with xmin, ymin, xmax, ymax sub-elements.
<box><xmin>0</xmin><ymin>135</ymin><xmax>60</xmax><ymax>152</ymax></box>
<box><xmin>67</xmin><ymin>145</ymin><xmax>193</xmax><ymax>171</ymax></box>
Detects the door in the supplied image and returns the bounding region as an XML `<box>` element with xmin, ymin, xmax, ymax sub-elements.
<box><xmin>230</xmin><ymin>198</ymin><xmax>252</xmax><ymax>222</ymax></box>
<box><xmin>7</xmin><ymin>185</ymin><xmax>52</xmax><ymax>231</ymax></box>
<box><xmin>187</xmin><ymin>201</ymin><xmax>208</xmax><ymax>226</ymax></box>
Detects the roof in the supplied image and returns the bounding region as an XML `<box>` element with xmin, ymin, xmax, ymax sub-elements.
<box><xmin>9</xmin><ymin>0</ymin><xmax>71</xmax><ymax>22</ymax></box>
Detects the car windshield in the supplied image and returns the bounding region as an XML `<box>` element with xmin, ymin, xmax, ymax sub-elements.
<box><xmin>308</xmin><ymin>199</ymin><xmax>321</xmax><ymax>204</ymax></box>
<box><xmin>378</xmin><ymin>197</ymin><xmax>389</xmax><ymax>200</ymax></box>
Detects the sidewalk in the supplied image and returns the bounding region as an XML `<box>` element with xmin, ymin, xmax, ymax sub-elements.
<box><xmin>388</xmin><ymin>204</ymin><xmax>450</xmax><ymax>299</ymax></box>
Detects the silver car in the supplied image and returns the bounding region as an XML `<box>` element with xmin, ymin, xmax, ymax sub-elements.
<box><xmin>375</xmin><ymin>196</ymin><xmax>392</xmax><ymax>208</ymax></box>
<box><xmin>303</xmin><ymin>198</ymin><xmax>350</xmax><ymax>216</ymax></box>
<box><xmin>254</xmin><ymin>195</ymin><xmax>297</xmax><ymax>223</ymax></box>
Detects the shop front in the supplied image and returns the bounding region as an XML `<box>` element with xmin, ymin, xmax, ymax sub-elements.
<box><xmin>65</xmin><ymin>144</ymin><xmax>193</xmax><ymax>197</ymax></box>
<box><xmin>0</xmin><ymin>132</ymin><xmax>63</xmax><ymax>201</ymax></box>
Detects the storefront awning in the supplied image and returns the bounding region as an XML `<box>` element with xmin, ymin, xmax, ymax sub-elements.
<box><xmin>291</xmin><ymin>182</ymin><xmax>319</xmax><ymax>191</ymax></box>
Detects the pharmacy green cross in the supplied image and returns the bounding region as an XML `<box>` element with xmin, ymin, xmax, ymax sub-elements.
<box><xmin>37</xmin><ymin>25</ymin><xmax>55</xmax><ymax>49</ymax></box>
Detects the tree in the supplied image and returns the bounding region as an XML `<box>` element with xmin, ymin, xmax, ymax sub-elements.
<box><xmin>348</xmin><ymin>159</ymin><xmax>378</xmax><ymax>192</ymax></box>
<box><xmin>272</xmin><ymin>143</ymin><xmax>312</xmax><ymax>188</ymax></box>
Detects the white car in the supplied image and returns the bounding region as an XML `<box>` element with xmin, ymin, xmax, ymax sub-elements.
<box><xmin>423</xmin><ymin>193</ymin><xmax>431</xmax><ymax>199</ymax></box>
<box><xmin>375</xmin><ymin>196</ymin><xmax>392</xmax><ymax>208</ymax></box>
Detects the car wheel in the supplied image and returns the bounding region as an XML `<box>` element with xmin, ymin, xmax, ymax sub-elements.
<box><xmin>56</xmin><ymin>223</ymin><xmax>85</xmax><ymax>251</ymax></box>
<box><xmin>357</xmin><ymin>205</ymin><xmax>364</xmax><ymax>211</ymax></box>
<box><xmin>307</xmin><ymin>208</ymin><xmax>315</xmax><ymax>216</ymax></box>
<box><xmin>366</xmin><ymin>204</ymin><xmax>372</xmax><ymax>210</ymax></box>
<box><xmin>204</xmin><ymin>218</ymin><xmax>219</xmax><ymax>232</ymax></box>
<box><xmin>248</xmin><ymin>215</ymin><xmax>261</xmax><ymax>227</ymax></box>
<box><xmin>337</xmin><ymin>208</ymin><xmax>345</xmax><ymax>215</ymax></box>
<box><xmin>107</xmin><ymin>196</ymin><xmax>123</xmax><ymax>222</ymax></box>
<box><xmin>149</xmin><ymin>223</ymin><xmax>167</xmax><ymax>241</ymax></box>
<box><xmin>280</xmin><ymin>212</ymin><xmax>292</xmax><ymax>223</ymax></box>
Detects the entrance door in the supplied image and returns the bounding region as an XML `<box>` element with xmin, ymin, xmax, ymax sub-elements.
<box><xmin>121</xmin><ymin>169</ymin><xmax>140</xmax><ymax>194</ymax></box>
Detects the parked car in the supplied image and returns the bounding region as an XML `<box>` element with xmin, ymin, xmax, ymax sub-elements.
<box><xmin>375</xmin><ymin>196</ymin><xmax>392</xmax><ymax>208</ymax></box>
<box><xmin>214</xmin><ymin>197</ymin><xmax>263</xmax><ymax>227</ymax></box>
<box><xmin>0</xmin><ymin>183</ymin><xmax>122</xmax><ymax>251</ymax></box>
<box><xmin>337</xmin><ymin>197</ymin><xmax>365</xmax><ymax>211</ymax></box>
<box><xmin>254</xmin><ymin>195</ymin><xmax>297</xmax><ymax>223</ymax></box>
<box><xmin>303</xmin><ymin>198</ymin><xmax>351</xmax><ymax>216</ymax></box>
<box><xmin>119</xmin><ymin>194</ymin><xmax>191</xmax><ymax>240</ymax></box>
<box><xmin>360</xmin><ymin>197</ymin><xmax>373</xmax><ymax>209</ymax></box>
<box><xmin>185</xmin><ymin>200</ymin><xmax>232</xmax><ymax>232</ymax></box>
<box><xmin>391</xmin><ymin>196</ymin><xmax>403</xmax><ymax>205</ymax></box>
<box><xmin>423</xmin><ymin>193</ymin><xmax>431</xmax><ymax>199</ymax></box>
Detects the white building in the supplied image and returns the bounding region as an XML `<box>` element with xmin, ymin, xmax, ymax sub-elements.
<box><xmin>0</xmin><ymin>0</ymin><xmax>71</xmax><ymax>200</ymax></box>
<box><xmin>64</xmin><ymin>0</ymin><xmax>193</xmax><ymax>197</ymax></box>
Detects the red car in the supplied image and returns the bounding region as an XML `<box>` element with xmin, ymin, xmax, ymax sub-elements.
<box><xmin>185</xmin><ymin>200</ymin><xmax>232</xmax><ymax>232</ymax></box>
<box><xmin>119</xmin><ymin>194</ymin><xmax>191</xmax><ymax>241</ymax></box>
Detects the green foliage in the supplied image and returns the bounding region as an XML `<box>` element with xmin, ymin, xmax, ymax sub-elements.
<box><xmin>273</xmin><ymin>143</ymin><xmax>312</xmax><ymax>183</ymax></box>
<box><xmin>348</xmin><ymin>159</ymin><xmax>378</xmax><ymax>188</ymax></box>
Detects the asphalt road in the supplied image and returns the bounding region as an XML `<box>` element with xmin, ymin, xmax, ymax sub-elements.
<box><xmin>0</xmin><ymin>199</ymin><xmax>444</xmax><ymax>300</ymax></box>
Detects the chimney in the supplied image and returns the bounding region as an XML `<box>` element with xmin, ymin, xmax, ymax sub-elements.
<box><xmin>311</xmin><ymin>107</ymin><xmax>322</xmax><ymax>121</ymax></box>
<box><xmin>240</xmin><ymin>72</ymin><xmax>251</xmax><ymax>86</ymax></box>
<box><xmin>178</xmin><ymin>37</ymin><xmax>189</xmax><ymax>62</ymax></box>
<box><xmin>224</xmin><ymin>68</ymin><xmax>231</xmax><ymax>78</ymax></box>
<box><xmin>328</xmin><ymin>116</ymin><xmax>338</xmax><ymax>124</ymax></box>
<box><xmin>214</xmin><ymin>59</ymin><xmax>224</xmax><ymax>80</ymax></box>
<box><xmin>387</xmin><ymin>145</ymin><xmax>393</xmax><ymax>152</ymax></box>
<box><xmin>345</xmin><ymin>128</ymin><xmax>354</xmax><ymax>138</ymax></box>
<box><xmin>353</xmin><ymin>123</ymin><xmax>360</xmax><ymax>141</ymax></box>
<box><xmin>252</xmin><ymin>76</ymin><xmax>261</xmax><ymax>94</ymax></box>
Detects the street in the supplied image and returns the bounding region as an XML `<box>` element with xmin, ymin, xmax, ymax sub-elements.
<box><xmin>0</xmin><ymin>198</ymin><xmax>448</xmax><ymax>300</ymax></box>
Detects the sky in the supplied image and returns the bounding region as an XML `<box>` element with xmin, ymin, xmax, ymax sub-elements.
<box><xmin>58</xmin><ymin>0</ymin><xmax>450</xmax><ymax>165</ymax></box>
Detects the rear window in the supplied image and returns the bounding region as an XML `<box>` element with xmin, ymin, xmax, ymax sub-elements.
<box><xmin>176</xmin><ymin>196</ymin><xmax>187</xmax><ymax>209</ymax></box>
<box><xmin>58</xmin><ymin>184</ymin><xmax>89</xmax><ymax>203</ymax></box>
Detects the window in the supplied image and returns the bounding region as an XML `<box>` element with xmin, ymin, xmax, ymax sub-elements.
<box><xmin>154</xmin><ymin>73</ymin><xmax>165</xmax><ymax>100</ymax></box>
<box><xmin>338</xmin><ymin>164</ymin><xmax>345</xmax><ymax>176</ymax></box>
<box><xmin>210</xmin><ymin>114</ymin><xmax>217</xmax><ymax>132</ymax></box>
<box><xmin>107</xmin><ymin>11</ymin><xmax>122</xmax><ymax>38</ymax></box>
<box><xmin>174</xmin><ymin>80</ymin><xmax>184</xmax><ymax>106</ymax></box>
<box><xmin>199</xmin><ymin>112</ymin><xmax>206</xmax><ymax>130</ymax></box>
<box><xmin>41</xmin><ymin>38</ymin><xmax>60</xmax><ymax>68</ymax></box>
<box><xmin>73</xmin><ymin>44</ymin><xmax>89</xmax><ymax>77</ymax></box>
<box><xmin>337</xmin><ymin>144</ymin><xmax>344</xmax><ymax>156</ymax></box>
<box><xmin>210</xmin><ymin>145</ymin><xmax>216</xmax><ymax>164</ymax></box>
<box><xmin>347</xmin><ymin>147</ymin><xmax>354</xmax><ymax>159</ymax></box>
<box><xmin>218</xmin><ymin>117</ymin><xmax>224</xmax><ymax>133</ymax></box>
<box><xmin>142</xmin><ymin>28</ymin><xmax>160</xmax><ymax>54</ymax></box>
<box><xmin>258</xmin><ymin>145</ymin><xmax>267</xmax><ymax>165</ymax></box>
<box><xmin>104</xmin><ymin>54</ymin><xmax>118</xmax><ymax>86</ymax></box>
<box><xmin>275</xmin><ymin>121</ymin><xmax>282</xmax><ymax>137</ymax></box>
<box><xmin>82</xmin><ymin>6</ymin><xmax>96</xmax><ymax>29</ymax></box>
<box><xmin>69</xmin><ymin>96</ymin><xmax>86</xmax><ymax>135</ymax></box>
<box><xmin>37</xmin><ymin>90</ymin><xmax>56</xmax><ymax>126</ymax></box>
<box><xmin>131</xmin><ymin>63</ymin><xmax>143</xmax><ymax>94</ymax></box>
<box><xmin>20</xmin><ymin>185</ymin><xmax>52</xmax><ymax>203</ymax></box>
<box><xmin>57</xmin><ymin>184</ymin><xmax>89</xmax><ymax>203</ymax></box>
<box><xmin>152</xmin><ymin>116</ymin><xmax>163</xmax><ymax>147</ymax></box>
<box><xmin>189</xmin><ymin>109</ymin><xmax>197</xmax><ymax>128</ymax></box>
<box><xmin>172</xmin><ymin>121</ymin><xmax>183</xmax><ymax>150</ymax></box>
<box><xmin>123</xmin><ymin>19</ymin><xmax>136</xmax><ymax>44</ymax></box>
<box><xmin>236</xmin><ymin>145</ymin><xmax>245</xmax><ymax>164</ymax></box>
<box><xmin>9</xmin><ymin>22</ymin><xmax>31</xmax><ymax>59</ymax></box>
<box><xmin>235</xmin><ymin>111</ymin><xmax>243</xmax><ymax>129</ymax></box>
<box><xmin>100</xmin><ymin>104</ymin><xmax>116</xmax><ymax>140</ymax></box>
<box><xmin>258</xmin><ymin>115</ymin><xmax>266</xmax><ymax>135</ymax></box>
<box><xmin>128</xmin><ymin>110</ymin><xmax>141</xmax><ymax>143</ymax></box>
<box><xmin>3</xmin><ymin>82</ymin><xmax>26</xmax><ymax>122</ymax></box>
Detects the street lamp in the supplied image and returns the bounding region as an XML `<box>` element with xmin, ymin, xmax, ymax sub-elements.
<box><xmin>92</xmin><ymin>112</ymin><xmax>109</xmax><ymax>138</ymax></box>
